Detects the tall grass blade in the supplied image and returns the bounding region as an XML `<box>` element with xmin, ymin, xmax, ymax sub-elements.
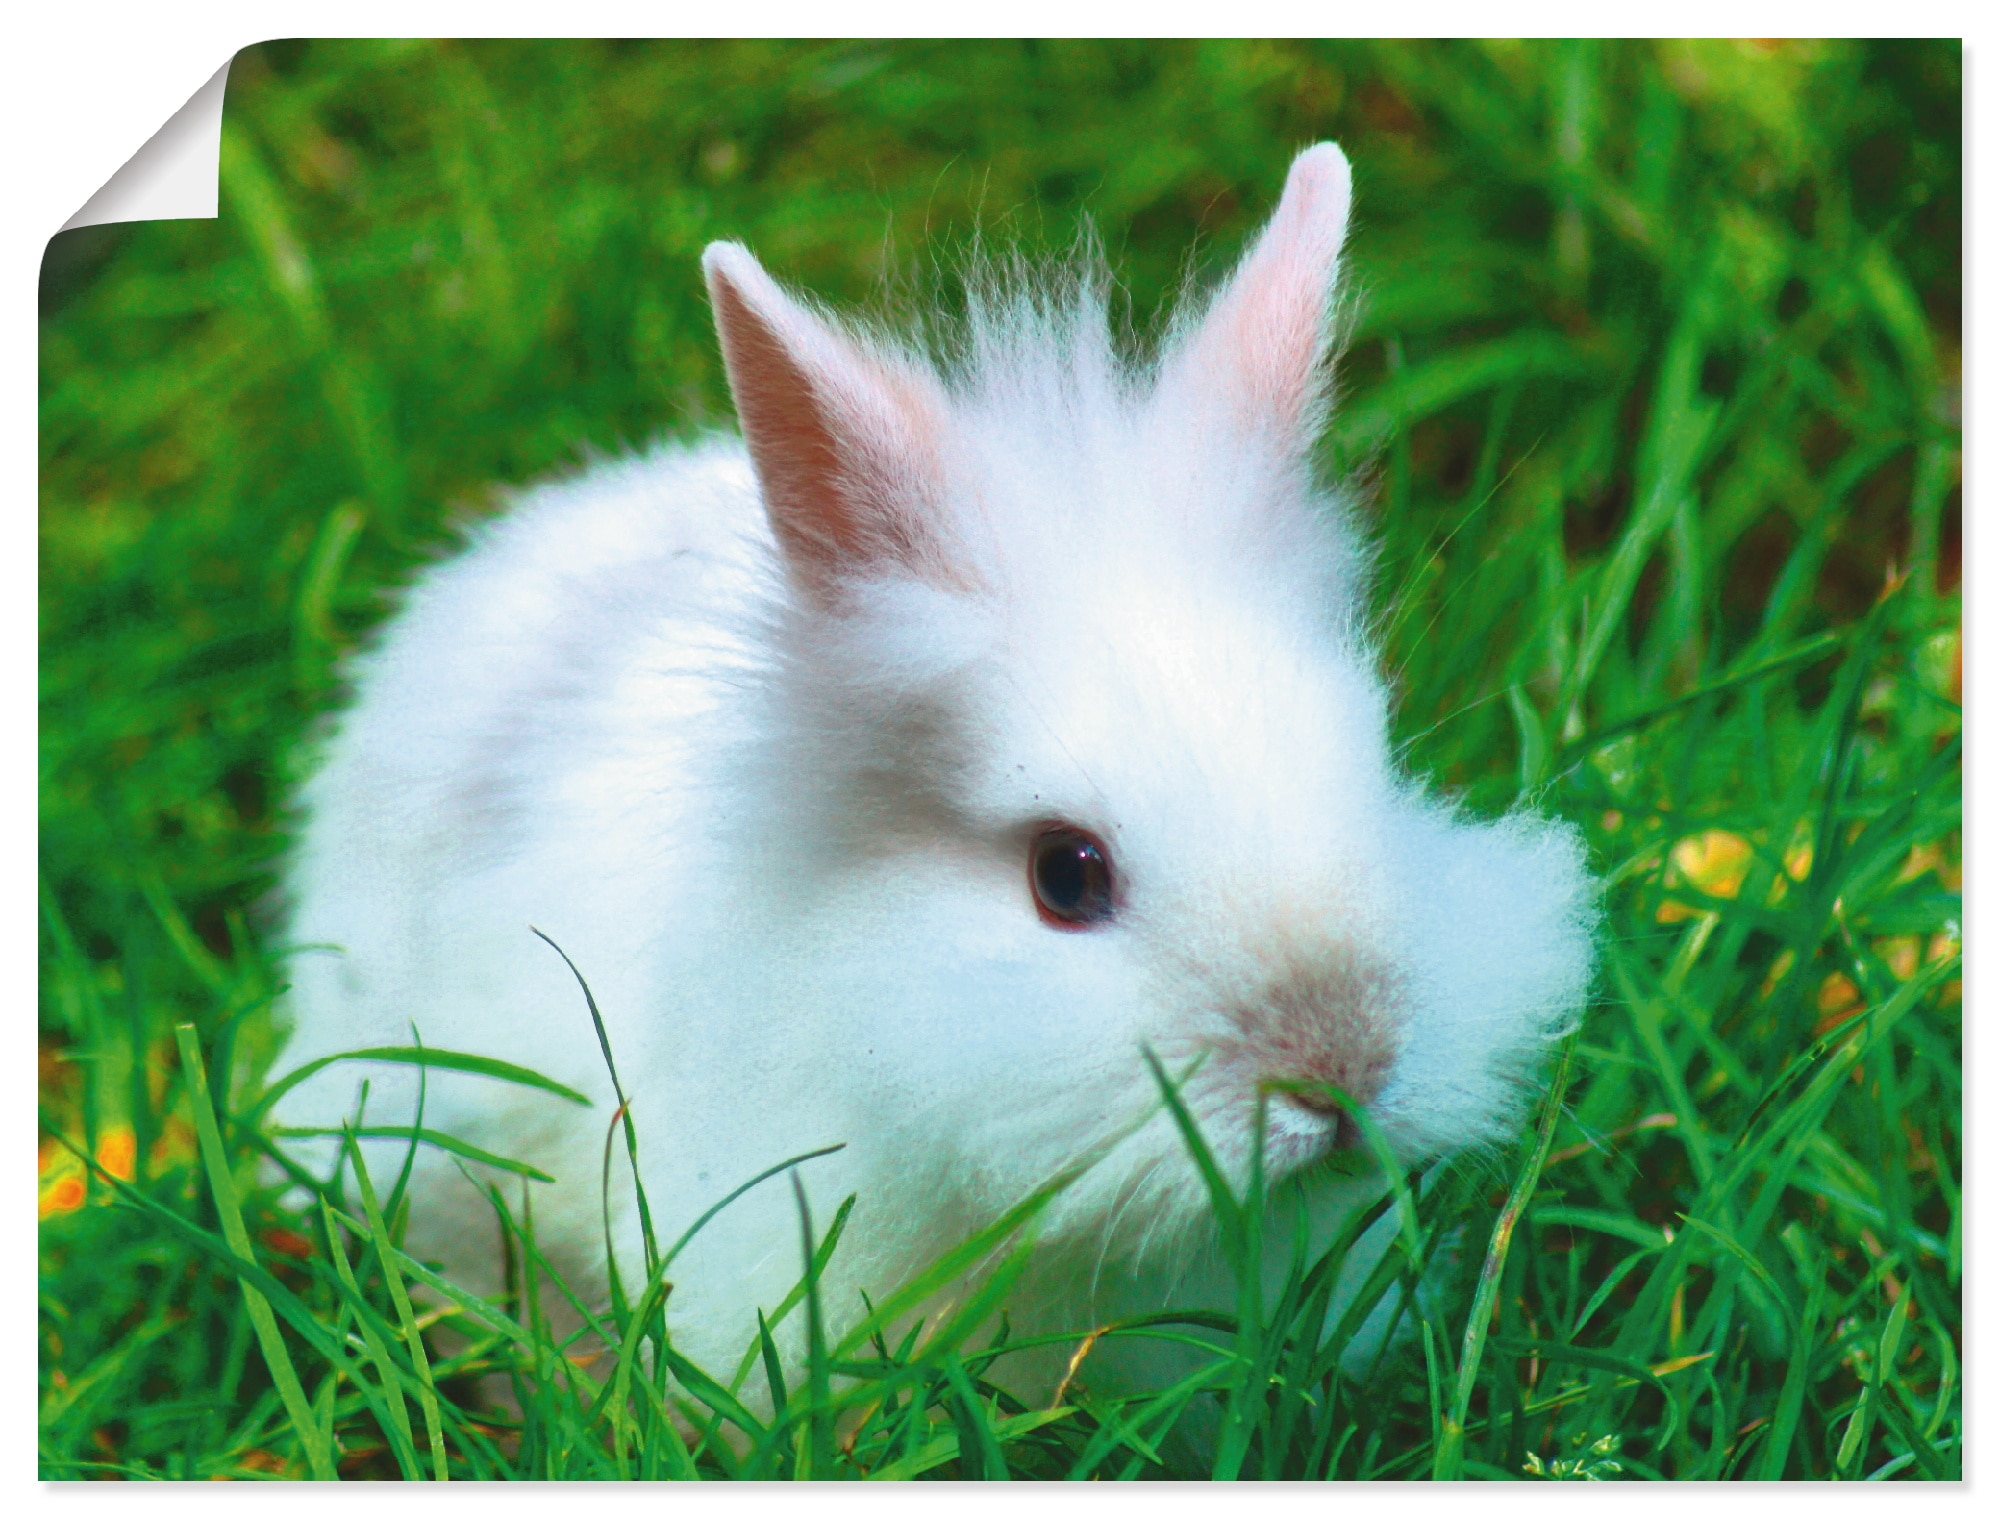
<box><xmin>343</xmin><ymin>1128</ymin><xmax>449</xmax><ymax>1480</ymax></box>
<box><xmin>274</xmin><ymin>1124</ymin><xmax>557</xmax><ymax>1182</ymax></box>
<box><xmin>250</xmin><ymin>1046</ymin><xmax>591</xmax><ymax>1124</ymax></box>
<box><xmin>532</xmin><ymin>928</ymin><xmax>659</xmax><ymax>1279</ymax></box>
<box><xmin>791</xmin><ymin>1172</ymin><xmax>833</xmax><ymax>1479</ymax></box>
<box><xmin>943</xmin><ymin>1353</ymin><xmax>1009</xmax><ymax>1479</ymax></box>
<box><xmin>316</xmin><ymin>1197</ymin><xmax>420</xmax><ymax>1478</ymax></box>
<box><xmin>1435</xmin><ymin>1037</ymin><xmax>1575</xmax><ymax>1479</ymax></box>
<box><xmin>174</xmin><ymin>1023</ymin><xmax>338</xmax><ymax>1480</ymax></box>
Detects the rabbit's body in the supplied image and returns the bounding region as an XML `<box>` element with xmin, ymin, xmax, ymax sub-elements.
<box><xmin>278</xmin><ymin>144</ymin><xmax>1595</xmax><ymax>1392</ymax></box>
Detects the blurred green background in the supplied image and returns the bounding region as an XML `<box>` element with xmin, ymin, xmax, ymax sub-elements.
<box><xmin>41</xmin><ymin>40</ymin><xmax>1959</xmax><ymax>1480</ymax></box>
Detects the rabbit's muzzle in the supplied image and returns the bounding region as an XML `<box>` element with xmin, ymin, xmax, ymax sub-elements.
<box><xmin>1216</xmin><ymin>947</ymin><xmax>1406</xmax><ymax>1146</ymax></box>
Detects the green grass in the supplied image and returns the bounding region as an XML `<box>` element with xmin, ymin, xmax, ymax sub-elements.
<box><xmin>39</xmin><ymin>39</ymin><xmax>1960</xmax><ymax>1480</ymax></box>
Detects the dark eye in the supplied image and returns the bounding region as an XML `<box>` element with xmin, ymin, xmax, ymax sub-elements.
<box><xmin>1030</xmin><ymin>826</ymin><xmax>1116</xmax><ymax>928</ymax></box>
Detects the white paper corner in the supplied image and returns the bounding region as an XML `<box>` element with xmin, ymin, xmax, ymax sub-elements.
<box><xmin>60</xmin><ymin>56</ymin><xmax>235</xmax><ymax>232</ymax></box>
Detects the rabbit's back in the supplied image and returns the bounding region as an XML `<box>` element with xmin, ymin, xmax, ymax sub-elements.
<box><xmin>278</xmin><ymin>436</ymin><xmax>775</xmax><ymax>1156</ymax></box>
<box><xmin>278</xmin><ymin>432</ymin><xmax>988</xmax><ymax>1376</ymax></box>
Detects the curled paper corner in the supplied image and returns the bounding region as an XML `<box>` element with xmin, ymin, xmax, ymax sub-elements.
<box><xmin>61</xmin><ymin>56</ymin><xmax>234</xmax><ymax>232</ymax></box>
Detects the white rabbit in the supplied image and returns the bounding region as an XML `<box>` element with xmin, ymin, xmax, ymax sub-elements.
<box><xmin>276</xmin><ymin>142</ymin><xmax>1595</xmax><ymax>1396</ymax></box>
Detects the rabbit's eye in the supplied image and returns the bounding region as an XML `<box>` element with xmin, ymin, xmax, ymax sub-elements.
<box><xmin>1030</xmin><ymin>826</ymin><xmax>1116</xmax><ymax>928</ymax></box>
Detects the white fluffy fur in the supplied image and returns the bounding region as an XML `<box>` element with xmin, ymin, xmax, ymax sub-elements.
<box><xmin>277</xmin><ymin>143</ymin><xmax>1595</xmax><ymax>1390</ymax></box>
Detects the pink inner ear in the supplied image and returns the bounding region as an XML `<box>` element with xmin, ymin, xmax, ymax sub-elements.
<box><xmin>706</xmin><ymin>261</ymin><xmax>863</xmax><ymax>570</ymax></box>
<box><xmin>1164</xmin><ymin>143</ymin><xmax>1353</xmax><ymax>447</ymax></box>
<box><xmin>705</xmin><ymin>243</ymin><xmax>953</xmax><ymax>599</ymax></box>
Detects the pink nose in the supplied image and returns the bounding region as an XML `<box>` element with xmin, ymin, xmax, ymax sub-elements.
<box><xmin>1226</xmin><ymin>948</ymin><xmax>1404</xmax><ymax>1118</ymax></box>
<box><xmin>1277</xmin><ymin>1082</ymin><xmax>1373</xmax><ymax>1150</ymax></box>
<box><xmin>1271</xmin><ymin>1039</ymin><xmax>1395</xmax><ymax>1121</ymax></box>
<box><xmin>1283</xmin><ymin>1077</ymin><xmax>1380</xmax><ymax>1115</ymax></box>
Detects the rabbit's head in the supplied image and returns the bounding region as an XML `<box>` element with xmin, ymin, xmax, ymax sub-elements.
<box><xmin>701</xmin><ymin>144</ymin><xmax>1595</xmax><ymax>1254</ymax></box>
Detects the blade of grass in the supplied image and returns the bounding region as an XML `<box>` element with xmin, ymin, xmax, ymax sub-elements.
<box><xmin>249</xmin><ymin>1046</ymin><xmax>590</xmax><ymax>1124</ymax></box>
<box><xmin>1758</xmin><ymin>1262</ymin><xmax>1826</xmax><ymax>1480</ymax></box>
<box><xmin>1435</xmin><ymin>1037</ymin><xmax>1575</xmax><ymax>1480</ymax></box>
<box><xmin>790</xmin><ymin>1172</ymin><xmax>833</xmax><ymax>1479</ymax></box>
<box><xmin>343</xmin><ymin>1128</ymin><xmax>449</xmax><ymax>1480</ymax></box>
<box><xmin>274</xmin><ymin>1124</ymin><xmax>556</xmax><ymax>1182</ymax></box>
<box><xmin>728</xmin><ymin>1194</ymin><xmax>856</xmax><ymax>1394</ymax></box>
<box><xmin>316</xmin><ymin>1198</ymin><xmax>421</xmax><ymax>1478</ymax></box>
<box><xmin>1836</xmin><ymin>1292</ymin><xmax>1910</xmax><ymax>1477</ymax></box>
<box><xmin>1142</xmin><ymin>1047</ymin><xmax>1243</xmax><ymax>1263</ymax></box>
<box><xmin>175</xmin><ymin>1023</ymin><xmax>337</xmax><ymax>1480</ymax></box>
<box><xmin>756</xmin><ymin>1310</ymin><xmax>789</xmax><ymax>1426</ymax></box>
<box><xmin>532</xmin><ymin>928</ymin><xmax>659</xmax><ymax>1280</ymax></box>
<box><xmin>382</xmin><ymin>1023</ymin><xmax>430</xmax><ymax>1230</ymax></box>
<box><xmin>943</xmin><ymin>1352</ymin><xmax>1009</xmax><ymax>1479</ymax></box>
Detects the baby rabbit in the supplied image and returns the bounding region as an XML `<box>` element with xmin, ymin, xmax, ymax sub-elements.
<box><xmin>277</xmin><ymin>142</ymin><xmax>1595</xmax><ymax>1391</ymax></box>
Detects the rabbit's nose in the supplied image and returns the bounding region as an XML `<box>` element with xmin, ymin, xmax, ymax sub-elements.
<box><xmin>1224</xmin><ymin>945</ymin><xmax>1405</xmax><ymax>1127</ymax></box>
<box><xmin>1273</xmin><ymin>1034</ymin><xmax>1394</xmax><ymax>1113</ymax></box>
<box><xmin>1280</xmin><ymin>1085</ymin><xmax>1365</xmax><ymax>1149</ymax></box>
<box><xmin>1275</xmin><ymin>1055</ymin><xmax>1392</xmax><ymax>1148</ymax></box>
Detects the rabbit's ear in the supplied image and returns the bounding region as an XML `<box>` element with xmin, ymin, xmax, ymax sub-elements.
<box><xmin>1157</xmin><ymin>142</ymin><xmax>1352</xmax><ymax>454</ymax></box>
<box><xmin>704</xmin><ymin>242</ymin><xmax>956</xmax><ymax>601</ymax></box>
